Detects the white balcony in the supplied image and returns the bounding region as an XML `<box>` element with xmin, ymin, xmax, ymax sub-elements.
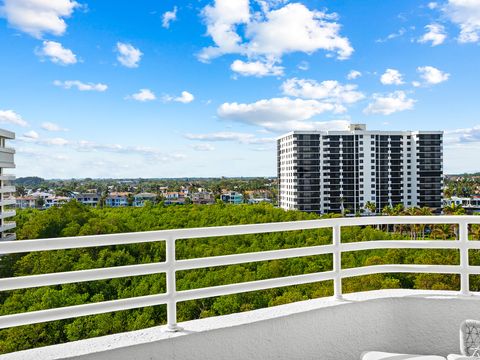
<box><xmin>0</xmin><ymin>210</ymin><xmax>15</xmax><ymax>220</ymax></box>
<box><xmin>0</xmin><ymin>221</ymin><xmax>15</xmax><ymax>232</ymax></box>
<box><xmin>0</xmin><ymin>216</ymin><xmax>479</xmax><ymax>360</ymax></box>
<box><xmin>0</xmin><ymin>186</ymin><xmax>15</xmax><ymax>194</ymax></box>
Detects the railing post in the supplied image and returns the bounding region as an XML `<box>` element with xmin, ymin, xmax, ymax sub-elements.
<box><xmin>165</xmin><ymin>236</ymin><xmax>181</xmax><ymax>331</ymax></box>
<box><xmin>459</xmin><ymin>221</ymin><xmax>471</xmax><ymax>296</ymax></box>
<box><xmin>333</xmin><ymin>225</ymin><xmax>343</xmax><ymax>300</ymax></box>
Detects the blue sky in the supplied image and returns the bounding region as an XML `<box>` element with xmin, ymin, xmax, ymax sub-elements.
<box><xmin>0</xmin><ymin>0</ymin><xmax>479</xmax><ymax>178</ymax></box>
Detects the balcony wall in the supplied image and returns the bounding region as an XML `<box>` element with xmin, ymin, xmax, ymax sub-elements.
<box><xmin>2</xmin><ymin>289</ymin><xmax>477</xmax><ymax>360</ymax></box>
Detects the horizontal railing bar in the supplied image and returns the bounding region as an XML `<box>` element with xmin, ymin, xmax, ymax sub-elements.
<box><xmin>0</xmin><ymin>293</ymin><xmax>169</xmax><ymax>329</ymax></box>
<box><xmin>341</xmin><ymin>240</ymin><xmax>460</xmax><ymax>252</ymax></box>
<box><xmin>341</xmin><ymin>264</ymin><xmax>461</xmax><ymax>278</ymax></box>
<box><xmin>175</xmin><ymin>245</ymin><xmax>335</xmax><ymax>271</ymax></box>
<box><xmin>0</xmin><ymin>262</ymin><xmax>169</xmax><ymax>292</ymax></box>
<box><xmin>176</xmin><ymin>270</ymin><xmax>335</xmax><ymax>302</ymax></box>
<box><xmin>2</xmin><ymin>216</ymin><xmax>480</xmax><ymax>254</ymax></box>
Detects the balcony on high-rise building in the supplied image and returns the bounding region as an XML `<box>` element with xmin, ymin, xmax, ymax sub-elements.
<box><xmin>0</xmin><ymin>216</ymin><xmax>479</xmax><ymax>359</ymax></box>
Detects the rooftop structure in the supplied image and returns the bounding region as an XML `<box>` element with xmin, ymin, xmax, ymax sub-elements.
<box><xmin>277</xmin><ymin>125</ymin><xmax>443</xmax><ymax>214</ymax></box>
<box><xmin>0</xmin><ymin>129</ymin><xmax>15</xmax><ymax>241</ymax></box>
<box><xmin>0</xmin><ymin>215</ymin><xmax>479</xmax><ymax>359</ymax></box>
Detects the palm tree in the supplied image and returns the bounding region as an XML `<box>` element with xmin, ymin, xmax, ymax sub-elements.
<box><xmin>417</xmin><ymin>207</ymin><xmax>432</xmax><ymax>239</ymax></box>
<box><xmin>443</xmin><ymin>203</ymin><xmax>465</xmax><ymax>215</ymax></box>
<box><xmin>431</xmin><ymin>224</ymin><xmax>450</xmax><ymax>240</ymax></box>
<box><xmin>365</xmin><ymin>201</ymin><xmax>376</xmax><ymax>215</ymax></box>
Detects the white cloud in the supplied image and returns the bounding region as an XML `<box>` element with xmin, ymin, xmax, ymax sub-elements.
<box><xmin>36</xmin><ymin>40</ymin><xmax>77</xmax><ymax>65</ymax></box>
<box><xmin>127</xmin><ymin>89</ymin><xmax>156</xmax><ymax>102</ymax></box>
<box><xmin>45</xmin><ymin>137</ymin><xmax>69</xmax><ymax>146</ymax></box>
<box><xmin>164</xmin><ymin>91</ymin><xmax>195</xmax><ymax>104</ymax></box>
<box><xmin>443</xmin><ymin>0</ymin><xmax>480</xmax><ymax>43</ymax></box>
<box><xmin>41</xmin><ymin>122</ymin><xmax>67</xmax><ymax>132</ymax></box>
<box><xmin>162</xmin><ymin>7</ymin><xmax>178</xmax><ymax>28</ymax></box>
<box><xmin>380</xmin><ymin>68</ymin><xmax>404</xmax><ymax>85</ymax></box>
<box><xmin>199</xmin><ymin>0</ymin><xmax>250</xmax><ymax>61</ymax></box>
<box><xmin>218</xmin><ymin>97</ymin><xmax>348</xmax><ymax>132</ymax></box>
<box><xmin>417</xmin><ymin>66</ymin><xmax>450</xmax><ymax>85</ymax></box>
<box><xmin>347</xmin><ymin>70</ymin><xmax>362</xmax><ymax>80</ymax></box>
<box><xmin>23</xmin><ymin>130</ymin><xmax>39</xmax><ymax>139</ymax></box>
<box><xmin>0</xmin><ymin>109</ymin><xmax>28</xmax><ymax>127</ymax></box>
<box><xmin>231</xmin><ymin>59</ymin><xmax>284</xmax><ymax>77</ymax></box>
<box><xmin>191</xmin><ymin>143</ymin><xmax>216</xmax><ymax>151</ymax></box>
<box><xmin>116</xmin><ymin>42</ymin><xmax>142</xmax><ymax>68</ymax></box>
<box><xmin>428</xmin><ymin>2</ymin><xmax>438</xmax><ymax>10</ymax></box>
<box><xmin>446</xmin><ymin>125</ymin><xmax>480</xmax><ymax>143</ymax></box>
<box><xmin>297</xmin><ymin>61</ymin><xmax>309</xmax><ymax>71</ymax></box>
<box><xmin>281</xmin><ymin>78</ymin><xmax>365</xmax><ymax>104</ymax></box>
<box><xmin>186</xmin><ymin>131</ymin><xmax>274</xmax><ymax>144</ymax></box>
<box><xmin>412</xmin><ymin>81</ymin><xmax>421</xmax><ymax>87</ymax></box>
<box><xmin>0</xmin><ymin>0</ymin><xmax>79</xmax><ymax>38</ymax></box>
<box><xmin>418</xmin><ymin>24</ymin><xmax>447</xmax><ymax>46</ymax></box>
<box><xmin>199</xmin><ymin>1</ymin><xmax>353</xmax><ymax>62</ymax></box>
<box><xmin>19</xmin><ymin>136</ymin><xmax>186</xmax><ymax>162</ymax></box>
<box><xmin>53</xmin><ymin>80</ymin><xmax>108</xmax><ymax>92</ymax></box>
<box><xmin>375</xmin><ymin>28</ymin><xmax>406</xmax><ymax>43</ymax></box>
<box><xmin>363</xmin><ymin>91</ymin><xmax>415</xmax><ymax>115</ymax></box>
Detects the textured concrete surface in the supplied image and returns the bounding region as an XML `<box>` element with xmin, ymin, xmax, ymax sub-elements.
<box><xmin>1</xmin><ymin>290</ymin><xmax>478</xmax><ymax>360</ymax></box>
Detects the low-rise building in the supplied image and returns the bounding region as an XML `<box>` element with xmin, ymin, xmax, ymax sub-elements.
<box><xmin>16</xmin><ymin>196</ymin><xmax>36</xmax><ymax>209</ymax></box>
<box><xmin>44</xmin><ymin>196</ymin><xmax>71</xmax><ymax>209</ymax></box>
<box><xmin>248</xmin><ymin>198</ymin><xmax>272</xmax><ymax>204</ymax></box>
<box><xmin>221</xmin><ymin>191</ymin><xmax>244</xmax><ymax>204</ymax></box>
<box><xmin>133</xmin><ymin>193</ymin><xmax>156</xmax><ymax>207</ymax></box>
<box><xmin>105</xmin><ymin>192</ymin><xmax>130</xmax><ymax>207</ymax></box>
<box><xmin>192</xmin><ymin>192</ymin><xmax>215</xmax><ymax>205</ymax></box>
<box><xmin>75</xmin><ymin>193</ymin><xmax>100</xmax><ymax>207</ymax></box>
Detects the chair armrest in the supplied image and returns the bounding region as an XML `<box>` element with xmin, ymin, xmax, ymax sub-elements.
<box><xmin>460</xmin><ymin>319</ymin><xmax>480</xmax><ymax>356</ymax></box>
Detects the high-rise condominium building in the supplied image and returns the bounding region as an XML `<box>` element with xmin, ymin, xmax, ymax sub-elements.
<box><xmin>277</xmin><ymin>124</ymin><xmax>443</xmax><ymax>214</ymax></box>
<box><xmin>0</xmin><ymin>129</ymin><xmax>16</xmax><ymax>240</ymax></box>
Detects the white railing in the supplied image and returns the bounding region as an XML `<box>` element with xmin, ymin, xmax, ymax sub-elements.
<box><xmin>0</xmin><ymin>216</ymin><xmax>479</xmax><ymax>332</ymax></box>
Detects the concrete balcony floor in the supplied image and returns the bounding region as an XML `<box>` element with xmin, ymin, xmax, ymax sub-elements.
<box><xmin>1</xmin><ymin>289</ymin><xmax>475</xmax><ymax>360</ymax></box>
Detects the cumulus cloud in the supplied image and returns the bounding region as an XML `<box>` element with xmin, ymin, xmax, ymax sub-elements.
<box><xmin>0</xmin><ymin>109</ymin><xmax>28</xmax><ymax>127</ymax></box>
<box><xmin>363</xmin><ymin>91</ymin><xmax>415</xmax><ymax>115</ymax></box>
<box><xmin>347</xmin><ymin>70</ymin><xmax>362</xmax><ymax>80</ymax></box>
<box><xmin>231</xmin><ymin>59</ymin><xmax>284</xmax><ymax>77</ymax></box>
<box><xmin>418</xmin><ymin>24</ymin><xmax>447</xmax><ymax>46</ymax></box>
<box><xmin>199</xmin><ymin>1</ymin><xmax>353</xmax><ymax>63</ymax></box>
<box><xmin>0</xmin><ymin>0</ymin><xmax>79</xmax><ymax>38</ymax></box>
<box><xmin>380</xmin><ymin>69</ymin><xmax>404</xmax><ymax>85</ymax></box>
<box><xmin>281</xmin><ymin>78</ymin><xmax>365</xmax><ymax>104</ymax></box>
<box><xmin>186</xmin><ymin>131</ymin><xmax>274</xmax><ymax>144</ymax></box>
<box><xmin>443</xmin><ymin>0</ymin><xmax>480</xmax><ymax>43</ymax></box>
<box><xmin>41</xmin><ymin>122</ymin><xmax>67</xmax><ymax>132</ymax></box>
<box><xmin>23</xmin><ymin>130</ymin><xmax>39</xmax><ymax>139</ymax></box>
<box><xmin>127</xmin><ymin>89</ymin><xmax>156</xmax><ymax>102</ymax></box>
<box><xmin>116</xmin><ymin>42</ymin><xmax>142</xmax><ymax>68</ymax></box>
<box><xmin>164</xmin><ymin>91</ymin><xmax>195</xmax><ymax>103</ymax></box>
<box><xmin>417</xmin><ymin>66</ymin><xmax>450</xmax><ymax>85</ymax></box>
<box><xmin>446</xmin><ymin>125</ymin><xmax>480</xmax><ymax>143</ymax></box>
<box><xmin>217</xmin><ymin>97</ymin><xmax>348</xmax><ymax>132</ymax></box>
<box><xmin>36</xmin><ymin>40</ymin><xmax>77</xmax><ymax>65</ymax></box>
<box><xmin>53</xmin><ymin>80</ymin><xmax>108</xmax><ymax>92</ymax></box>
<box><xmin>162</xmin><ymin>7</ymin><xmax>178</xmax><ymax>28</ymax></box>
